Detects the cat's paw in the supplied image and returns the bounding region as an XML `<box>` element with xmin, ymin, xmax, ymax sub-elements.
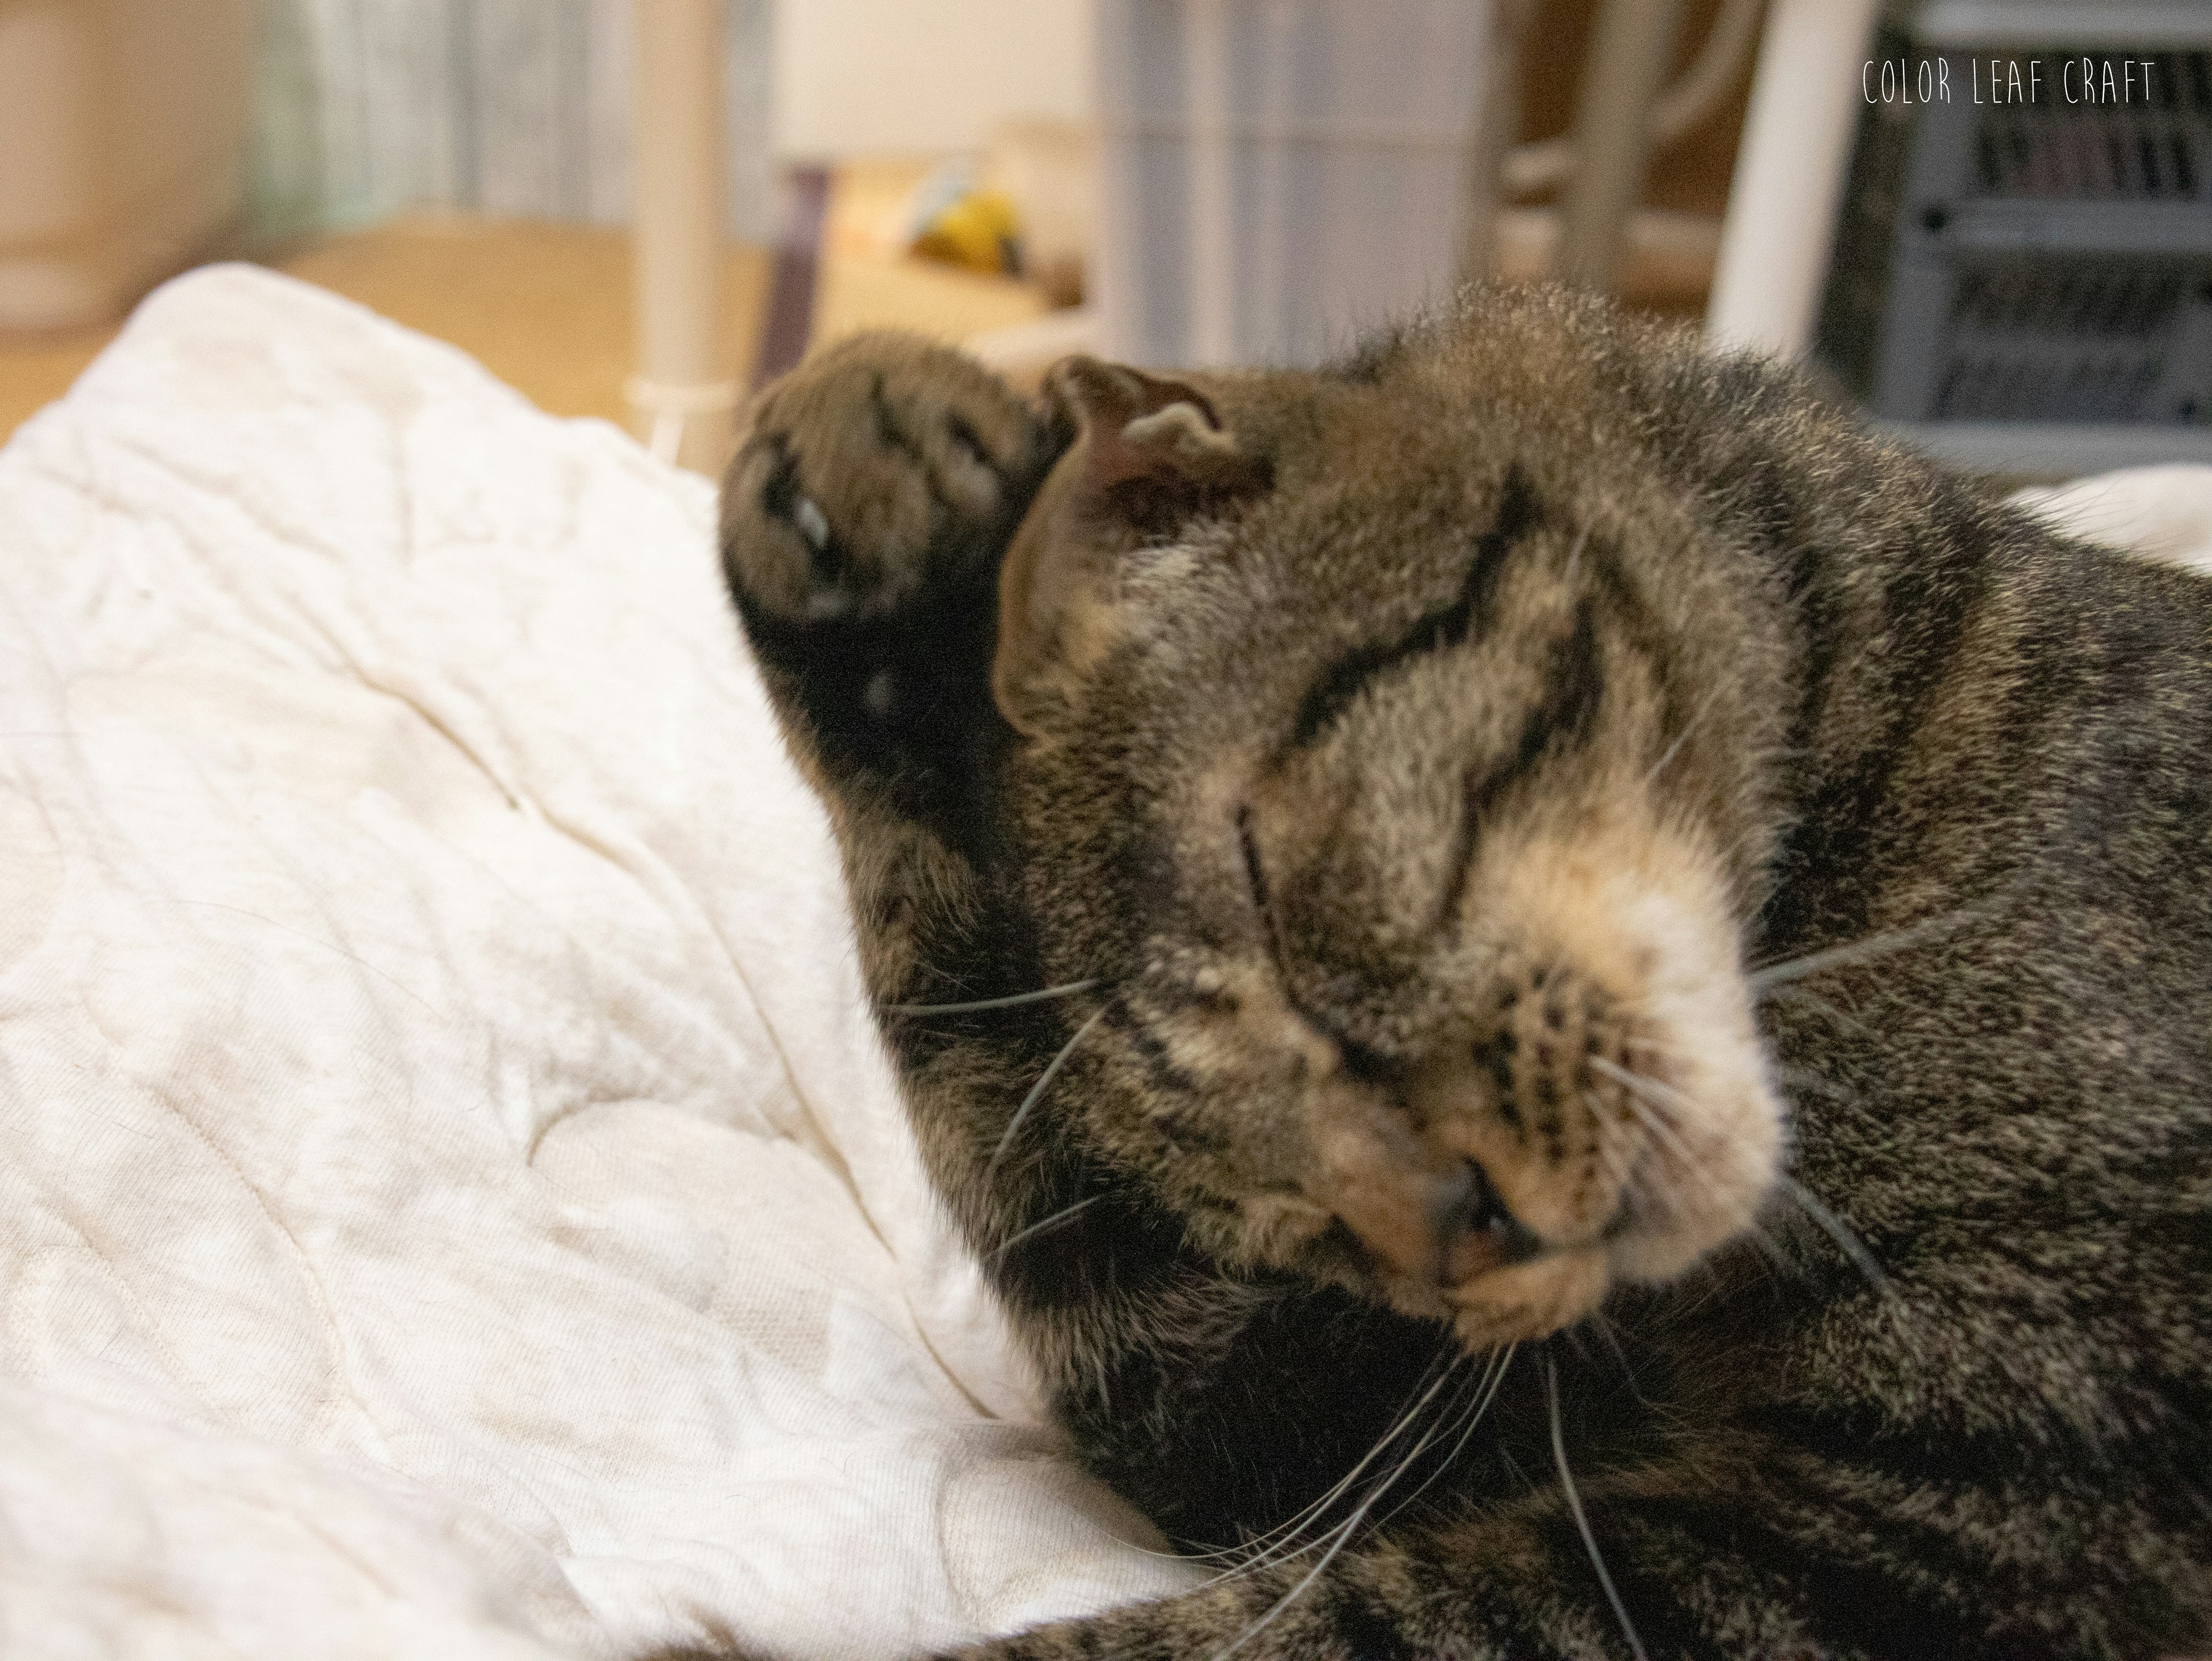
<box><xmin>719</xmin><ymin>332</ymin><xmax>1062</xmax><ymax>794</ymax></box>
<box><xmin>720</xmin><ymin>331</ymin><xmax>1054</xmax><ymax>631</ymax></box>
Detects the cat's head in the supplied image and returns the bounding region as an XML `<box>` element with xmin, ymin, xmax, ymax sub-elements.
<box><xmin>994</xmin><ymin>303</ymin><xmax>1796</xmax><ymax>1347</ymax></box>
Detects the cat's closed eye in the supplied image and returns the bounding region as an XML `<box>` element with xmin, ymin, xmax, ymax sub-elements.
<box><xmin>1234</xmin><ymin>805</ymin><xmax>1272</xmax><ymax>926</ymax></box>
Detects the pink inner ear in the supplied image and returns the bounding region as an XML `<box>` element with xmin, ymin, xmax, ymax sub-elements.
<box><xmin>1041</xmin><ymin>354</ymin><xmax>1265</xmax><ymax>522</ymax></box>
<box><xmin>1051</xmin><ymin>356</ymin><xmax>1219</xmax><ymax>437</ymax></box>
<box><xmin>1128</xmin><ymin>373</ymin><xmax>1221</xmax><ymax>430</ymax></box>
<box><xmin>1085</xmin><ymin>406</ymin><xmax>1199</xmax><ymax>493</ymax></box>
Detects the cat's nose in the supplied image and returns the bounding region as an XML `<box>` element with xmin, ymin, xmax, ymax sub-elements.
<box><xmin>1316</xmin><ymin>1113</ymin><xmax>1554</xmax><ymax>1287</ymax></box>
<box><xmin>1429</xmin><ymin>1159</ymin><xmax>1547</xmax><ymax>1284</ymax></box>
<box><xmin>1327</xmin><ymin>1150</ymin><xmax>1552</xmax><ymax>1289</ymax></box>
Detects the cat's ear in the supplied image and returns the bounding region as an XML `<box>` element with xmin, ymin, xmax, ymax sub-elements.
<box><xmin>1041</xmin><ymin>356</ymin><xmax>1270</xmax><ymax>524</ymax></box>
<box><xmin>994</xmin><ymin>357</ymin><xmax>1268</xmax><ymax>735</ymax></box>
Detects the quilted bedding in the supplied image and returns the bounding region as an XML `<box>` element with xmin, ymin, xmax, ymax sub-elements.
<box><xmin>0</xmin><ymin>267</ymin><xmax>1195</xmax><ymax>1660</ymax></box>
<box><xmin>0</xmin><ymin>265</ymin><xmax>2205</xmax><ymax>1661</ymax></box>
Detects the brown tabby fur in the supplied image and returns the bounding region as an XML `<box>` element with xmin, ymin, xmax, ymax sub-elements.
<box><xmin>713</xmin><ymin>287</ymin><xmax>2212</xmax><ymax>1660</ymax></box>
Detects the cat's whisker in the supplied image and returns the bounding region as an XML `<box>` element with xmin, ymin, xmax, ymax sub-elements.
<box><xmin>1205</xmin><ymin>1349</ymin><xmax>1486</xmax><ymax>1659</ymax></box>
<box><xmin>1217</xmin><ymin>1347</ymin><xmax>1498</xmax><ymax>1587</ymax></box>
<box><xmin>1584</xmin><ymin>1312</ymin><xmax>1636</xmax><ymax>1379</ymax></box>
<box><xmin>1616</xmin><ymin>1029</ymin><xmax>1699</xmax><ymax>1062</ymax></box>
<box><xmin>1642</xmin><ymin>679</ymin><xmax>1728</xmax><ymax>786</ymax></box>
<box><xmin>980</xmin><ymin>1006</ymin><xmax>1109</xmax><ymax>1191</ymax></box>
<box><xmin>1778</xmin><ymin>1063</ymin><xmax>1889</xmax><ymax>1135</ymax></box>
<box><xmin>1369</xmin><ymin>1343</ymin><xmax>1518</xmax><ymax>1536</ymax></box>
<box><xmin>1776</xmin><ymin>1174</ymin><xmax>1889</xmax><ymax>1296</ymax></box>
<box><xmin>1749</xmin><ymin>906</ymin><xmax>1980</xmax><ymax>995</ymax></box>
<box><xmin>986</xmin><ymin>1194</ymin><xmax>1104</xmax><ymax>1261</ymax></box>
<box><xmin>1166</xmin><ymin>1349</ymin><xmax>1458</xmax><ymax>1575</ymax></box>
<box><xmin>1777</xmin><ymin>1063</ymin><xmax>1859</xmax><ymax>1103</ymax></box>
<box><xmin>1199</xmin><ymin>1345</ymin><xmax>1465</xmax><ymax>1583</ymax></box>
<box><xmin>1561</xmin><ymin>525</ymin><xmax>1590</xmax><ymax>587</ymax></box>
<box><xmin>1334</xmin><ymin>1360</ymin><xmax>1488</xmax><ymax>1546</ymax></box>
<box><xmin>887</xmin><ymin>978</ymin><xmax>1104</xmax><ymax>1016</ymax></box>
<box><xmin>1588</xmin><ymin>1125</ymin><xmax>1638</xmax><ymax>1197</ymax></box>
<box><xmin>1590</xmin><ymin>1120</ymin><xmax>1744</xmax><ymax>1267</ymax></box>
<box><xmin>1595</xmin><ymin>1055</ymin><xmax>1889</xmax><ymax>1296</ymax></box>
<box><xmin>1206</xmin><ymin>1473</ymin><xmax>1387</xmax><ymax>1658</ymax></box>
<box><xmin>1767</xmin><ymin>983</ymin><xmax>1876</xmax><ymax>1039</ymax></box>
<box><xmin>1547</xmin><ymin>1353</ymin><xmax>1649</xmax><ymax>1661</ymax></box>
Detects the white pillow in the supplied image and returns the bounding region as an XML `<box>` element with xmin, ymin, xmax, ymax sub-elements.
<box><xmin>2010</xmin><ymin>464</ymin><xmax>2212</xmax><ymax>576</ymax></box>
<box><xmin>0</xmin><ymin>266</ymin><xmax>1198</xmax><ymax>1661</ymax></box>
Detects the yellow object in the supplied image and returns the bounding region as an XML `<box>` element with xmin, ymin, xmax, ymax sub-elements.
<box><xmin>911</xmin><ymin>188</ymin><xmax>1021</xmax><ymax>278</ymax></box>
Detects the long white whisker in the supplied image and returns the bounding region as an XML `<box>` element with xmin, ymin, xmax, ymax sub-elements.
<box><xmin>1589</xmin><ymin>1054</ymin><xmax>1668</xmax><ymax>1104</ymax></box>
<box><xmin>1588</xmin><ymin>1062</ymin><xmax>1727</xmax><ymax>1194</ymax></box>
<box><xmin>1562</xmin><ymin>525</ymin><xmax>1590</xmax><ymax>586</ymax></box>
<box><xmin>1199</xmin><ymin>1346</ymin><xmax>1465</xmax><ymax>1583</ymax></box>
<box><xmin>1584</xmin><ymin>1108</ymin><xmax>1639</xmax><ymax>1191</ymax></box>
<box><xmin>1777</xmin><ymin>1175</ymin><xmax>1889</xmax><ymax>1295</ymax></box>
<box><xmin>1616</xmin><ymin>1030</ymin><xmax>1701</xmax><ymax>1062</ymax></box>
<box><xmin>1767</xmin><ymin>983</ymin><xmax>1876</xmax><ymax>1039</ymax></box>
<box><xmin>1642</xmin><ymin>679</ymin><xmax>1728</xmax><ymax>785</ymax></box>
<box><xmin>1584</xmin><ymin>1073</ymin><xmax>1793</xmax><ymax>1270</ymax></box>
<box><xmin>1778</xmin><ymin>1064</ymin><xmax>1887</xmax><ymax>1135</ymax></box>
<box><xmin>1547</xmin><ymin>1353</ymin><xmax>1648</xmax><ymax>1661</ymax></box>
<box><xmin>1158</xmin><ymin>1348</ymin><xmax>1459</xmax><ymax>1574</ymax></box>
<box><xmin>1205</xmin><ymin>1349</ymin><xmax>1481</xmax><ymax>1660</ymax></box>
<box><xmin>1749</xmin><ymin>907</ymin><xmax>1979</xmax><ymax>994</ymax></box>
<box><xmin>1592</xmin><ymin>1057</ymin><xmax>1888</xmax><ymax>1296</ymax></box>
<box><xmin>887</xmin><ymin>978</ymin><xmax>1101</xmax><ymax>1016</ymax></box>
<box><xmin>986</xmin><ymin>1194</ymin><xmax>1103</xmax><ymax>1261</ymax></box>
<box><xmin>1777</xmin><ymin>1063</ymin><xmax>1861</xmax><ymax>1103</ymax></box>
<box><xmin>980</xmin><ymin>1006</ymin><xmax>1107</xmax><ymax>1190</ymax></box>
<box><xmin>1585</xmin><ymin>1312</ymin><xmax>1635</xmax><ymax>1375</ymax></box>
<box><xmin>1369</xmin><ymin>1342</ymin><xmax>1518</xmax><ymax>1534</ymax></box>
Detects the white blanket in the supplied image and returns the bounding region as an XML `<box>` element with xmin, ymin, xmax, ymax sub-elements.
<box><xmin>2</xmin><ymin>266</ymin><xmax>2206</xmax><ymax>1661</ymax></box>
<box><xmin>0</xmin><ymin>267</ymin><xmax>1197</xmax><ymax>1661</ymax></box>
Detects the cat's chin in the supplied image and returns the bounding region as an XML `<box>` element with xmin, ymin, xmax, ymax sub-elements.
<box><xmin>1368</xmin><ymin>1198</ymin><xmax>1767</xmax><ymax>1348</ymax></box>
<box><xmin>1442</xmin><ymin>1250</ymin><xmax>1613</xmax><ymax>1346</ymax></box>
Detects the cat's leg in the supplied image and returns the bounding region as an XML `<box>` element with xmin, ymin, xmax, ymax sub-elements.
<box><xmin>919</xmin><ymin>1500</ymin><xmax>1704</xmax><ymax>1661</ymax></box>
<box><xmin>721</xmin><ymin>330</ymin><xmax>1160</xmax><ymax>1351</ymax></box>
<box><xmin>914</xmin><ymin>1501</ymin><xmax>1811</xmax><ymax>1661</ymax></box>
<box><xmin>918</xmin><ymin>1417</ymin><xmax>2200</xmax><ymax>1661</ymax></box>
<box><xmin>721</xmin><ymin>331</ymin><xmax>1060</xmax><ymax>837</ymax></box>
<box><xmin>719</xmin><ymin>331</ymin><xmax>1065</xmax><ymax>1007</ymax></box>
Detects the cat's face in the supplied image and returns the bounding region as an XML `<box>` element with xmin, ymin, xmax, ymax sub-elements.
<box><xmin>996</xmin><ymin>350</ymin><xmax>1794</xmax><ymax>1346</ymax></box>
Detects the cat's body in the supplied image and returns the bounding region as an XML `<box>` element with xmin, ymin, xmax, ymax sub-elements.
<box><xmin>718</xmin><ymin>289</ymin><xmax>2212</xmax><ymax>1659</ymax></box>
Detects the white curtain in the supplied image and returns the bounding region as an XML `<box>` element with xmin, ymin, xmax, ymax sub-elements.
<box><xmin>249</xmin><ymin>0</ymin><xmax>775</xmax><ymax>242</ymax></box>
<box><xmin>1094</xmin><ymin>0</ymin><xmax>1491</xmax><ymax>368</ymax></box>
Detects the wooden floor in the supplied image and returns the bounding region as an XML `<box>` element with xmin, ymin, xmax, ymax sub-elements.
<box><xmin>0</xmin><ymin>196</ymin><xmax>1053</xmax><ymax>451</ymax></box>
<box><xmin>0</xmin><ymin>323</ymin><xmax>115</xmax><ymax>448</ymax></box>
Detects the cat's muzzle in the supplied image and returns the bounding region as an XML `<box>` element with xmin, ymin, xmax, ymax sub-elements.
<box><xmin>1312</xmin><ymin>951</ymin><xmax>1766</xmax><ymax>1344</ymax></box>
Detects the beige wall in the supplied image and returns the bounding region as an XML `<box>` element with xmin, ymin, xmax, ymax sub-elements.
<box><xmin>772</xmin><ymin>0</ymin><xmax>1092</xmax><ymax>160</ymax></box>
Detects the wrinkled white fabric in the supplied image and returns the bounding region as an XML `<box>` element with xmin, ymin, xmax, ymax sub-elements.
<box><xmin>0</xmin><ymin>266</ymin><xmax>1198</xmax><ymax>1661</ymax></box>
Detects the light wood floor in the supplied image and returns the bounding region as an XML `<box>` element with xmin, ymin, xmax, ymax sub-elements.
<box><xmin>0</xmin><ymin>196</ymin><xmax>1052</xmax><ymax>450</ymax></box>
<box><xmin>0</xmin><ymin>323</ymin><xmax>116</xmax><ymax>448</ymax></box>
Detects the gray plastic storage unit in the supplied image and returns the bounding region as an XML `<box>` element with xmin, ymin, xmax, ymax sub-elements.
<box><xmin>1816</xmin><ymin>1</ymin><xmax>2212</xmax><ymax>476</ymax></box>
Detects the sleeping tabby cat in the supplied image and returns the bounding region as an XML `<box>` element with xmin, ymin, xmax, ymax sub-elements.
<box><xmin>715</xmin><ymin>287</ymin><xmax>2212</xmax><ymax>1659</ymax></box>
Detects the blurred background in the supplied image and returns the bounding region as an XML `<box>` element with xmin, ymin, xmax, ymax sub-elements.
<box><xmin>1</xmin><ymin>0</ymin><xmax>2206</xmax><ymax>479</ymax></box>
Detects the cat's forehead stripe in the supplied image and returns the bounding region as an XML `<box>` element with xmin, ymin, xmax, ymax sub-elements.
<box><xmin>1285</xmin><ymin>468</ymin><xmax>1543</xmax><ymax>752</ymax></box>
